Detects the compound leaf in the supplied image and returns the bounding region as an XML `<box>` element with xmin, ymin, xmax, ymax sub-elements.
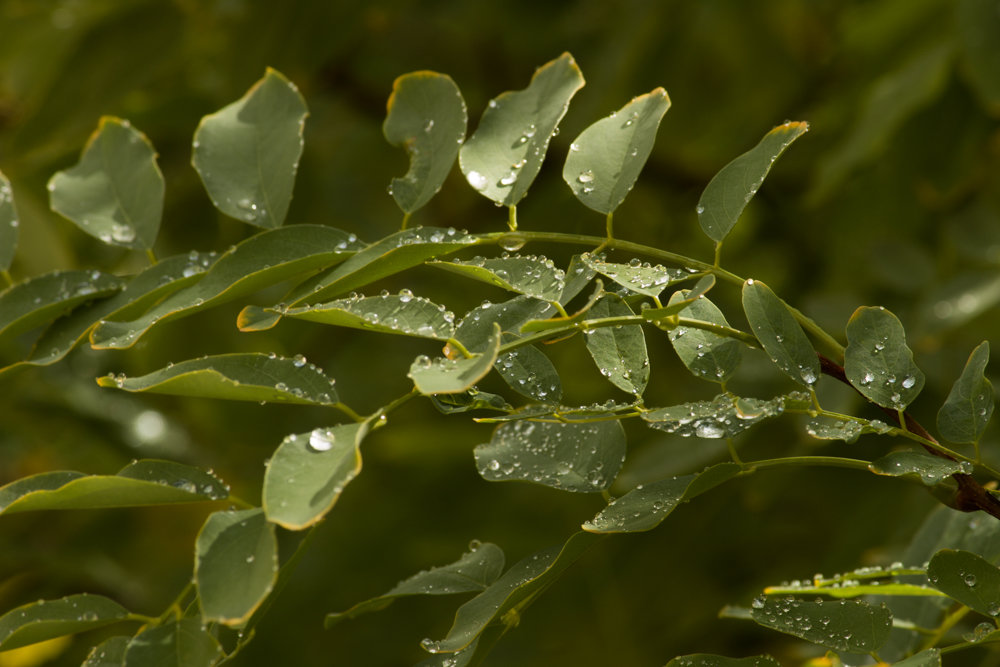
<box><xmin>0</xmin><ymin>171</ymin><xmax>17</xmax><ymax>271</ymax></box>
<box><xmin>409</xmin><ymin>324</ymin><xmax>500</xmax><ymax>395</ymax></box>
<box><xmin>0</xmin><ymin>270</ymin><xmax>123</xmax><ymax>344</ymax></box>
<box><xmin>0</xmin><ymin>594</ymin><xmax>130</xmax><ymax>652</ymax></box>
<box><xmin>750</xmin><ymin>598</ymin><xmax>892</xmax><ymax>654</ymax></box>
<box><xmin>667</xmin><ymin>290</ymin><xmax>742</xmax><ymax>384</ymax></box>
<box><xmin>927</xmin><ymin>549</ymin><xmax>1000</xmax><ymax>617</ymax></box>
<box><xmin>844</xmin><ymin>306</ymin><xmax>924</xmax><ymax>410</ymax></box>
<box><xmin>123</xmin><ymin>619</ymin><xmax>222</xmax><ymax>667</ymax></box>
<box><xmin>583</xmin><ymin>294</ymin><xmax>648</xmax><ymax>396</ymax></box>
<box><xmin>283</xmin><ymin>292</ymin><xmax>456</xmax><ymax>340</ymax></box>
<box><xmin>937</xmin><ymin>340</ymin><xmax>993</xmax><ymax>444</ymax></box>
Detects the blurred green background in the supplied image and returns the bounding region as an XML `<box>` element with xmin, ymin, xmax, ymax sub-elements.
<box><xmin>1</xmin><ymin>0</ymin><xmax>999</xmax><ymax>665</ymax></box>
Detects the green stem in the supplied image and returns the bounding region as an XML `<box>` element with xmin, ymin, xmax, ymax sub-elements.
<box><xmin>508</xmin><ymin>205</ymin><xmax>518</xmax><ymax>231</ymax></box>
<box><xmin>145</xmin><ymin>248</ymin><xmax>158</xmax><ymax>266</ymax></box>
<box><xmin>445</xmin><ymin>337</ymin><xmax>473</xmax><ymax>359</ymax></box>
<box><xmin>401</xmin><ymin>211</ymin><xmax>411</xmax><ymax>230</ymax></box>
<box><xmin>605</xmin><ymin>212</ymin><xmax>614</xmax><ymax>242</ymax></box>
<box><xmin>1</xmin><ymin>269</ymin><xmax>12</xmax><ymax>288</ymax></box>
<box><xmin>713</xmin><ymin>241</ymin><xmax>722</xmax><ymax>267</ymax></box>
<box><xmin>740</xmin><ymin>456</ymin><xmax>874</xmax><ymax>475</ymax></box>
<box><xmin>156</xmin><ymin>580</ymin><xmax>195</xmax><ymax>624</ymax></box>
<box><xmin>919</xmin><ymin>604</ymin><xmax>971</xmax><ymax>652</ymax></box>
<box><xmin>333</xmin><ymin>401</ymin><xmax>366</xmax><ymax>423</ymax></box>
<box><xmin>368</xmin><ymin>388</ymin><xmax>420</xmax><ymax>423</ymax></box>
<box><xmin>225</xmin><ymin>494</ymin><xmax>256</xmax><ymax>510</ymax></box>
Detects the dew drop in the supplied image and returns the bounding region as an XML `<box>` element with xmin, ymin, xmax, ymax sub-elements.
<box><xmin>308</xmin><ymin>429</ymin><xmax>336</xmax><ymax>452</ymax></box>
<box><xmin>577</xmin><ymin>170</ymin><xmax>595</xmax><ymax>184</ymax></box>
<box><xmin>466</xmin><ymin>171</ymin><xmax>488</xmax><ymax>191</ymax></box>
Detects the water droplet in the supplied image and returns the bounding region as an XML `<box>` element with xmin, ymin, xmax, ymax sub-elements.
<box><xmin>963</xmin><ymin>572</ymin><xmax>978</xmax><ymax>587</ymax></box>
<box><xmin>308</xmin><ymin>429</ymin><xmax>336</xmax><ymax>452</ymax></box>
<box><xmin>901</xmin><ymin>375</ymin><xmax>916</xmax><ymax>389</ymax></box>
<box><xmin>110</xmin><ymin>222</ymin><xmax>135</xmax><ymax>243</ymax></box>
<box><xmin>860</xmin><ymin>372</ymin><xmax>874</xmax><ymax>386</ymax></box>
<box><xmin>466</xmin><ymin>171</ymin><xmax>488</xmax><ymax>191</ymax></box>
<box><xmin>577</xmin><ymin>170</ymin><xmax>595</xmax><ymax>184</ymax></box>
<box><xmin>499</xmin><ymin>172</ymin><xmax>516</xmax><ymax>186</ymax></box>
<box><xmin>293</xmin><ymin>354</ymin><xmax>307</xmax><ymax>367</ymax></box>
<box><xmin>423</xmin><ymin>119</ymin><xmax>434</xmax><ymax>132</ymax></box>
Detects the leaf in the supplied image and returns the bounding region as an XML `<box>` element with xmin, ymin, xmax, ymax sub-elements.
<box><xmin>583</xmin><ymin>462</ymin><xmax>740</xmax><ymax>533</ymax></box>
<box><xmin>91</xmin><ymin>224</ymin><xmax>361</xmax><ymax>348</ymax></box>
<box><xmin>430</xmin><ymin>389</ymin><xmax>512</xmax><ymax>415</ymax></box>
<box><xmin>665</xmin><ymin>655</ymin><xmax>780</xmax><ymax>667</ymax></box>
<box><xmin>642</xmin><ymin>394</ymin><xmax>792</xmax><ymax>439</ymax></box>
<box><xmin>697</xmin><ymin>121</ymin><xmax>808</xmax><ymax>243</ymax></box>
<box><xmin>0</xmin><ymin>170</ymin><xmax>18</xmax><ymax>271</ymax></box>
<box><xmin>667</xmin><ymin>290</ymin><xmax>742</xmax><ymax>384</ymax></box>
<box><xmin>192</xmin><ymin>68</ymin><xmax>307</xmax><ymax>228</ymax></box>
<box><xmin>409</xmin><ymin>324</ymin><xmax>501</xmax><ymax>395</ymax></box>
<box><xmin>937</xmin><ymin>341</ymin><xmax>993</xmax><ymax>444</ymax></box>
<box><xmin>195</xmin><ymin>508</ymin><xmax>277</xmax><ymax>627</ymax></box>
<box><xmin>639</xmin><ymin>275</ymin><xmax>717</xmax><ymax>325</ymax></box>
<box><xmin>562</xmin><ymin>88</ymin><xmax>670</xmax><ymax>214</ymax></box>
<box><xmin>926</xmin><ymin>549</ymin><xmax>1000</xmax><ymax>617</ymax></box>
<box><xmin>805</xmin><ymin>416</ymin><xmax>892</xmax><ymax>443</ymax></box>
<box><xmin>844</xmin><ymin>306</ymin><xmax>924</xmax><ymax>410</ymax></box>
<box><xmin>421</xmin><ymin>531</ymin><xmax>598</xmax><ymax>654</ymax></box>
<box><xmin>263</xmin><ymin>423</ymin><xmax>368</xmax><ymax>530</ymax></box>
<box><xmin>96</xmin><ymin>353</ymin><xmax>339</xmax><ymax>406</ymax></box>
<box><xmin>430</xmin><ymin>255</ymin><xmax>566</xmax><ymax>302</ymax></box>
<box><xmin>455</xmin><ymin>295</ymin><xmax>553</xmax><ymax>352</ymax></box>
<box><xmin>83</xmin><ymin>636</ymin><xmax>130</xmax><ymax>666</ymax></box>
<box><xmin>0</xmin><ymin>270</ymin><xmax>123</xmax><ymax>344</ymax></box>
<box><xmin>474</xmin><ymin>420</ymin><xmax>626</xmax><ymax>493</ymax></box>
<box><xmin>957</xmin><ymin>0</ymin><xmax>1000</xmax><ymax>111</ymax></box>
<box><xmin>892</xmin><ymin>650</ymin><xmax>941</xmax><ymax>667</ymax></box>
<box><xmin>742</xmin><ymin>279</ymin><xmax>819</xmax><ymax>386</ymax></box>
<box><xmin>750</xmin><ymin>597</ymin><xmax>892</xmax><ymax>654</ymax></box>
<box><xmin>0</xmin><ymin>594</ymin><xmax>130</xmax><ymax>651</ymax></box>
<box><xmin>325</xmin><ymin>542</ymin><xmax>505</xmax><ymax>627</ymax></box>
<box><xmin>580</xmin><ymin>252</ymin><xmax>689</xmax><ymax>298</ymax></box>
<box><xmin>495</xmin><ymin>343</ymin><xmax>561</xmax><ymax>402</ymax></box>
<box><xmin>122</xmin><ymin>619</ymin><xmax>223</xmax><ymax>667</ymax></box>
<box><xmin>0</xmin><ymin>460</ymin><xmax>228</xmax><ymax>514</ymax></box>
<box><xmin>282</xmin><ymin>292</ymin><xmax>456</xmax><ymax>340</ymax></box>
<box><xmin>459</xmin><ymin>52</ymin><xmax>585</xmax><ymax>207</ymax></box>
<box><xmin>47</xmin><ymin>116</ymin><xmax>163</xmax><ymax>250</ymax></box>
<box><xmin>474</xmin><ymin>400</ymin><xmax>636</xmax><ymax>424</ymax></box>
<box><xmin>384</xmin><ymin>71</ymin><xmax>467</xmax><ymax>214</ymax></box>
<box><xmin>583</xmin><ymin>294</ymin><xmax>648</xmax><ymax>396</ymax></box>
<box><xmin>764</xmin><ymin>582</ymin><xmax>946</xmax><ymax>599</ymax></box>
<box><xmin>560</xmin><ymin>254</ymin><xmax>598</xmax><ymax>305</ymax></box>
<box><xmin>869</xmin><ymin>451</ymin><xmax>971</xmax><ymax>486</ymax></box>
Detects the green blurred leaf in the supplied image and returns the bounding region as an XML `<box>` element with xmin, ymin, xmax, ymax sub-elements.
<box><xmin>937</xmin><ymin>341</ymin><xmax>993</xmax><ymax>444</ymax></box>
<box><xmin>742</xmin><ymin>279</ymin><xmax>819</xmax><ymax>387</ymax></box>
<box><xmin>927</xmin><ymin>548</ymin><xmax>1000</xmax><ymax>617</ymax></box>
<box><xmin>869</xmin><ymin>451</ymin><xmax>971</xmax><ymax>486</ymax></box>
<box><xmin>957</xmin><ymin>0</ymin><xmax>1000</xmax><ymax>111</ymax></box>
<box><xmin>697</xmin><ymin>121</ymin><xmax>808</xmax><ymax>243</ymax></box>
<box><xmin>48</xmin><ymin>116</ymin><xmax>163</xmax><ymax>250</ymax></box>
<box><xmin>0</xmin><ymin>270</ymin><xmax>123</xmax><ymax>344</ymax></box>
<box><xmin>0</xmin><ymin>460</ymin><xmax>227</xmax><ymax>514</ymax></box>
<box><xmin>0</xmin><ymin>594</ymin><xmax>130</xmax><ymax>652</ymax></box>
<box><xmin>409</xmin><ymin>324</ymin><xmax>500</xmax><ymax>395</ymax></box>
<box><xmin>583</xmin><ymin>294</ymin><xmax>648</xmax><ymax>396</ymax></box>
<box><xmin>583</xmin><ymin>462</ymin><xmax>739</xmax><ymax>533</ymax></box>
<box><xmin>892</xmin><ymin>650</ymin><xmax>941</xmax><ymax>667</ymax></box>
<box><xmin>457</xmin><ymin>295</ymin><xmax>553</xmax><ymax>350</ymax></box>
<box><xmin>667</xmin><ymin>290</ymin><xmax>742</xmax><ymax>384</ymax></box>
<box><xmin>665</xmin><ymin>655</ymin><xmax>780</xmax><ymax>667</ymax></box>
<box><xmin>192</xmin><ymin>68</ymin><xmax>308</xmax><ymax>228</ymax></box>
<box><xmin>83</xmin><ymin>636</ymin><xmax>130</xmax><ymax>666</ymax></box>
<box><xmin>495</xmin><ymin>342</ymin><xmax>561</xmax><ymax>402</ymax></box>
<box><xmin>563</xmin><ymin>88</ymin><xmax>670</xmax><ymax>214</ymax></box>
<box><xmin>0</xmin><ymin>171</ymin><xmax>18</xmax><ymax>271</ymax></box>
<box><xmin>283</xmin><ymin>292</ymin><xmax>456</xmax><ymax>340</ymax></box>
<box><xmin>384</xmin><ymin>71</ymin><xmax>467</xmax><ymax>214</ymax></box>
<box><xmin>922</xmin><ymin>272</ymin><xmax>1000</xmax><ymax>333</ymax></box>
<box><xmin>642</xmin><ymin>394</ymin><xmax>792</xmax><ymax>439</ymax></box>
<box><xmin>430</xmin><ymin>255</ymin><xmax>565</xmax><ymax>302</ymax></box>
<box><xmin>325</xmin><ymin>542</ymin><xmax>504</xmax><ymax>627</ymax></box>
<box><xmin>844</xmin><ymin>306</ymin><xmax>924</xmax><ymax>410</ymax></box>
<box><xmin>96</xmin><ymin>352</ymin><xmax>339</xmax><ymax>406</ymax></box>
<box><xmin>459</xmin><ymin>52</ymin><xmax>584</xmax><ymax>207</ymax></box>
<box><xmin>474</xmin><ymin>420</ymin><xmax>626</xmax><ymax>493</ymax></box>
<box><xmin>750</xmin><ymin>597</ymin><xmax>892</xmax><ymax>654</ymax></box>
<box><xmin>580</xmin><ymin>252</ymin><xmax>688</xmax><ymax>298</ymax></box>
<box><xmin>195</xmin><ymin>509</ymin><xmax>277</xmax><ymax>627</ymax></box>
<box><xmin>123</xmin><ymin>619</ymin><xmax>223</xmax><ymax>667</ymax></box>
<box><xmin>263</xmin><ymin>423</ymin><xmax>367</xmax><ymax>530</ymax></box>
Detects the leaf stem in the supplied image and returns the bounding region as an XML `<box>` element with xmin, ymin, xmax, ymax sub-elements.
<box><xmin>0</xmin><ymin>269</ymin><xmax>12</xmax><ymax>288</ymax></box>
<box><xmin>507</xmin><ymin>205</ymin><xmax>518</xmax><ymax>231</ymax></box>
<box><xmin>401</xmin><ymin>211</ymin><xmax>411</xmax><ymax>230</ymax></box>
<box><xmin>605</xmin><ymin>212</ymin><xmax>614</xmax><ymax>243</ymax></box>
<box><xmin>333</xmin><ymin>401</ymin><xmax>366</xmax><ymax>423</ymax></box>
<box><xmin>740</xmin><ymin>456</ymin><xmax>874</xmax><ymax>474</ymax></box>
<box><xmin>145</xmin><ymin>248</ymin><xmax>158</xmax><ymax>266</ymax></box>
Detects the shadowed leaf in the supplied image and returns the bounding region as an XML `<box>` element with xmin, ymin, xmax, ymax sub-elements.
<box><xmin>0</xmin><ymin>595</ymin><xmax>130</xmax><ymax>652</ymax></box>
<box><xmin>937</xmin><ymin>341</ymin><xmax>993</xmax><ymax>444</ymax></box>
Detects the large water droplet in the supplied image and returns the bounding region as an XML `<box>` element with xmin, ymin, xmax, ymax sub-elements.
<box><xmin>466</xmin><ymin>171</ymin><xmax>488</xmax><ymax>191</ymax></box>
<box><xmin>577</xmin><ymin>170</ymin><xmax>595</xmax><ymax>184</ymax></box>
<box><xmin>308</xmin><ymin>429</ymin><xmax>336</xmax><ymax>452</ymax></box>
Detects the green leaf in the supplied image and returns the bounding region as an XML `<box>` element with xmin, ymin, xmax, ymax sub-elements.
<box><xmin>805</xmin><ymin>416</ymin><xmax>892</xmax><ymax>443</ymax></box>
<box><xmin>430</xmin><ymin>389</ymin><xmax>512</xmax><ymax>415</ymax></box>
<box><xmin>325</xmin><ymin>541</ymin><xmax>504</xmax><ymax>627</ymax></box>
<box><xmin>0</xmin><ymin>171</ymin><xmax>18</xmax><ymax>271</ymax></box>
<box><xmin>562</xmin><ymin>88</ymin><xmax>670</xmax><ymax>214</ymax></box>
<box><xmin>958</xmin><ymin>0</ymin><xmax>1000</xmax><ymax>111</ymax></box>
<box><xmin>459</xmin><ymin>52</ymin><xmax>585</xmax><ymax>207</ymax></box>
<box><xmin>892</xmin><ymin>650</ymin><xmax>941</xmax><ymax>667</ymax></box>
<box><xmin>0</xmin><ymin>270</ymin><xmax>123</xmax><ymax>344</ymax></box>
<box><xmin>580</xmin><ymin>252</ymin><xmax>688</xmax><ymax>298</ymax></box>
<box><xmin>937</xmin><ymin>341</ymin><xmax>993</xmax><ymax>444</ymax></box>
<box><xmin>47</xmin><ymin>116</ymin><xmax>163</xmax><ymax>250</ymax></box>
<box><xmin>475</xmin><ymin>400</ymin><xmax>636</xmax><ymax>424</ymax></box>
<box><xmin>456</xmin><ymin>295</ymin><xmax>553</xmax><ymax>353</ymax></box>
<box><xmin>750</xmin><ymin>597</ymin><xmax>892</xmax><ymax>654</ymax></box>
<box><xmin>263</xmin><ymin>423</ymin><xmax>368</xmax><ymax>530</ymax></box>
<box><xmin>474</xmin><ymin>420</ymin><xmax>626</xmax><ymax>493</ymax></box>
<box><xmin>282</xmin><ymin>292</ymin><xmax>456</xmax><ymax>340</ymax></box>
<box><xmin>430</xmin><ymin>255</ymin><xmax>565</xmax><ymax>302</ymax></box>
<box><xmin>844</xmin><ymin>306</ymin><xmax>924</xmax><ymax>410</ymax></box>
<box><xmin>697</xmin><ymin>121</ymin><xmax>808</xmax><ymax>243</ymax></box>
<box><xmin>195</xmin><ymin>508</ymin><xmax>277</xmax><ymax>627</ymax></box>
<box><xmin>584</xmin><ymin>462</ymin><xmax>740</xmax><ymax>533</ymax></box>
<box><xmin>560</xmin><ymin>254</ymin><xmax>598</xmax><ymax>305</ymax></box>
<box><xmin>96</xmin><ymin>352</ymin><xmax>339</xmax><ymax>406</ymax></box>
<box><xmin>0</xmin><ymin>460</ymin><xmax>228</xmax><ymax>514</ymax></box>
<box><xmin>583</xmin><ymin>294</ymin><xmax>648</xmax><ymax>396</ymax></box>
<box><xmin>409</xmin><ymin>324</ymin><xmax>501</xmax><ymax>395</ymax></box>
<box><xmin>83</xmin><ymin>636</ymin><xmax>130</xmax><ymax>666</ymax></box>
<box><xmin>0</xmin><ymin>594</ymin><xmax>130</xmax><ymax>651</ymax></box>
<box><xmin>123</xmin><ymin>619</ymin><xmax>223</xmax><ymax>667</ymax></box>
<box><xmin>384</xmin><ymin>71</ymin><xmax>467</xmax><ymax>214</ymax></box>
<box><xmin>665</xmin><ymin>655</ymin><xmax>780</xmax><ymax>667</ymax></box>
<box><xmin>495</xmin><ymin>343</ymin><xmax>561</xmax><ymax>402</ymax></box>
<box><xmin>667</xmin><ymin>290</ymin><xmax>742</xmax><ymax>384</ymax></box>
<box><xmin>642</xmin><ymin>394</ymin><xmax>792</xmax><ymax>439</ymax></box>
<box><xmin>927</xmin><ymin>549</ymin><xmax>1000</xmax><ymax>617</ymax></box>
<box><xmin>742</xmin><ymin>279</ymin><xmax>819</xmax><ymax>386</ymax></box>
<box><xmin>869</xmin><ymin>451</ymin><xmax>970</xmax><ymax>486</ymax></box>
<box><xmin>421</xmin><ymin>531</ymin><xmax>598</xmax><ymax>654</ymax></box>
<box><xmin>763</xmin><ymin>582</ymin><xmax>946</xmax><ymax>599</ymax></box>
<box><xmin>91</xmin><ymin>224</ymin><xmax>360</xmax><ymax>349</ymax></box>
<box><xmin>639</xmin><ymin>275</ymin><xmax>717</xmax><ymax>326</ymax></box>
<box><xmin>192</xmin><ymin>67</ymin><xmax>307</xmax><ymax>228</ymax></box>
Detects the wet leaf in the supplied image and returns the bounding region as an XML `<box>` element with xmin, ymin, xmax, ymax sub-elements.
<box><xmin>742</xmin><ymin>279</ymin><xmax>819</xmax><ymax>386</ymax></box>
<box><xmin>750</xmin><ymin>598</ymin><xmax>892</xmax><ymax>654</ymax></box>
<box><xmin>926</xmin><ymin>548</ymin><xmax>1000</xmax><ymax>617</ymax></box>
<box><xmin>263</xmin><ymin>423</ymin><xmax>368</xmax><ymax>530</ymax></box>
<box><xmin>96</xmin><ymin>352</ymin><xmax>339</xmax><ymax>406</ymax></box>
<box><xmin>0</xmin><ymin>270</ymin><xmax>123</xmax><ymax>344</ymax></box>
<box><xmin>639</xmin><ymin>275</ymin><xmax>716</xmax><ymax>325</ymax></box>
<box><xmin>563</xmin><ymin>88</ymin><xmax>670</xmax><ymax>214</ymax></box>
<box><xmin>459</xmin><ymin>52</ymin><xmax>584</xmax><ymax>207</ymax></box>
<box><xmin>844</xmin><ymin>306</ymin><xmax>924</xmax><ymax>410</ymax></box>
<box><xmin>430</xmin><ymin>255</ymin><xmax>565</xmax><ymax>302</ymax></box>
<box><xmin>892</xmin><ymin>650</ymin><xmax>941</xmax><ymax>667</ymax></box>
<box><xmin>869</xmin><ymin>451</ymin><xmax>970</xmax><ymax>486</ymax></box>
<box><xmin>0</xmin><ymin>594</ymin><xmax>130</xmax><ymax>651</ymax></box>
<box><xmin>474</xmin><ymin>400</ymin><xmax>636</xmax><ymax>424</ymax></box>
<box><xmin>583</xmin><ymin>294</ymin><xmax>648</xmax><ymax>396</ymax></box>
<box><xmin>83</xmin><ymin>636</ymin><xmax>130</xmax><ymax>666</ymax></box>
<box><xmin>409</xmin><ymin>324</ymin><xmax>500</xmax><ymax>395</ymax></box>
<box><xmin>282</xmin><ymin>292</ymin><xmax>455</xmax><ymax>340</ymax></box>
<box><xmin>642</xmin><ymin>393</ymin><xmax>791</xmax><ymax>439</ymax></box>
<box><xmin>937</xmin><ymin>341</ymin><xmax>993</xmax><ymax>444</ymax></box>
<box><xmin>474</xmin><ymin>420</ymin><xmax>626</xmax><ymax>493</ymax></box>
<box><xmin>667</xmin><ymin>290</ymin><xmax>742</xmax><ymax>384</ymax></box>
<box><xmin>0</xmin><ymin>460</ymin><xmax>228</xmax><ymax>514</ymax></box>
<box><xmin>456</xmin><ymin>296</ymin><xmax>553</xmax><ymax>354</ymax></box>
<box><xmin>384</xmin><ymin>71</ymin><xmax>467</xmax><ymax>214</ymax></box>
<box><xmin>583</xmin><ymin>462</ymin><xmax>740</xmax><ymax>533</ymax></box>
<box><xmin>325</xmin><ymin>542</ymin><xmax>504</xmax><ymax>627</ymax></box>
<box><xmin>560</xmin><ymin>254</ymin><xmax>598</xmax><ymax>305</ymax></box>
<box><xmin>495</xmin><ymin>343</ymin><xmax>561</xmax><ymax>402</ymax></box>
<box><xmin>430</xmin><ymin>389</ymin><xmax>512</xmax><ymax>415</ymax></box>
<box><xmin>195</xmin><ymin>508</ymin><xmax>277</xmax><ymax>627</ymax></box>
<box><xmin>697</xmin><ymin>121</ymin><xmax>808</xmax><ymax>243</ymax></box>
<box><xmin>0</xmin><ymin>170</ymin><xmax>18</xmax><ymax>271</ymax></box>
<box><xmin>805</xmin><ymin>416</ymin><xmax>890</xmax><ymax>443</ymax></box>
<box><xmin>192</xmin><ymin>68</ymin><xmax>307</xmax><ymax>228</ymax></box>
<box><xmin>764</xmin><ymin>581</ymin><xmax>945</xmax><ymax>599</ymax></box>
<box><xmin>48</xmin><ymin>116</ymin><xmax>163</xmax><ymax>250</ymax></box>
<box><xmin>123</xmin><ymin>619</ymin><xmax>223</xmax><ymax>667</ymax></box>
<box><xmin>665</xmin><ymin>655</ymin><xmax>780</xmax><ymax>667</ymax></box>
<box><xmin>580</xmin><ymin>253</ymin><xmax>688</xmax><ymax>298</ymax></box>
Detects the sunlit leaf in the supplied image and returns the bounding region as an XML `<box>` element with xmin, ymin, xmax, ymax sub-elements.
<box><xmin>580</xmin><ymin>252</ymin><xmax>688</xmax><ymax>298</ymax></box>
<box><xmin>123</xmin><ymin>619</ymin><xmax>223</xmax><ymax>667</ymax></box>
<box><xmin>495</xmin><ymin>342</ymin><xmax>561</xmax><ymax>402</ymax></box>
<box><xmin>0</xmin><ymin>594</ymin><xmax>130</xmax><ymax>651</ymax></box>
<box><xmin>697</xmin><ymin>121</ymin><xmax>808</xmax><ymax>243</ymax></box>
<box><xmin>325</xmin><ymin>542</ymin><xmax>504</xmax><ymax>627</ymax></box>
<box><xmin>0</xmin><ymin>170</ymin><xmax>18</xmax><ymax>271</ymax></box>
<box><xmin>563</xmin><ymin>88</ymin><xmax>670</xmax><ymax>214</ymax></box>
<box><xmin>750</xmin><ymin>597</ymin><xmax>892</xmax><ymax>653</ymax></box>
<box><xmin>583</xmin><ymin>294</ymin><xmax>648</xmax><ymax>396</ymax></box>
<box><xmin>48</xmin><ymin>116</ymin><xmax>163</xmax><ymax>249</ymax></box>
<box><xmin>937</xmin><ymin>341</ymin><xmax>993</xmax><ymax>444</ymax></box>
<box><xmin>409</xmin><ymin>324</ymin><xmax>500</xmax><ymax>395</ymax></box>
<box><xmin>192</xmin><ymin>68</ymin><xmax>307</xmax><ymax>228</ymax></box>
<box><xmin>430</xmin><ymin>255</ymin><xmax>565</xmax><ymax>302</ymax></box>
<box><xmin>0</xmin><ymin>270</ymin><xmax>123</xmax><ymax>344</ymax></box>
<box><xmin>83</xmin><ymin>636</ymin><xmax>130</xmax><ymax>666</ymax></box>
<box><xmin>384</xmin><ymin>71</ymin><xmax>467</xmax><ymax>214</ymax></box>
<box><xmin>764</xmin><ymin>581</ymin><xmax>945</xmax><ymax>599</ymax></box>
<box><xmin>667</xmin><ymin>290</ymin><xmax>742</xmax><ymax>384</ymax></box>
<box><xmin>459</xmin><ymin>52</ymin><xmax>584</xmax><ymax>207</ymax></box>
<box><xmin>742</xmin><ymin>279</ymin><xmax>819</xmax><ymax>386</ymax></box>
<box><xmin>282</xmin><ymin>292</ymin><xmax>456</xmax><ymax>340</ymax></box>
<box><xmin>927</xmin><ymin>548</ymin><xmax>1000</xmax><ymax>617</ymax></box>
<box><xmin>642</xmin><ymin>393</ymin><xmax>792</xmax><ymax>439</ymax></box>
<box><xmin>263</xmin><ymin>423</ymin><xmax>368</xmax><ymax>530</ymax></box>
<box><xmin>96</xmin><ymin>353</ymin><xmax>339</xmax><ymax>406</ymax></box>
<box><xmin>665</xmin><ymin>655</ymin><xmax>780</xmax><ymax>667</ymax></box>
<box><xmin>844</xmin><ymin>306</ymin><xmax>924</xmax><ymax>410</ymax></box>
<box><xmin>869</xmin><ymin>451</ymin><xmax>970</xmax><ymax>486</ymax></box>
